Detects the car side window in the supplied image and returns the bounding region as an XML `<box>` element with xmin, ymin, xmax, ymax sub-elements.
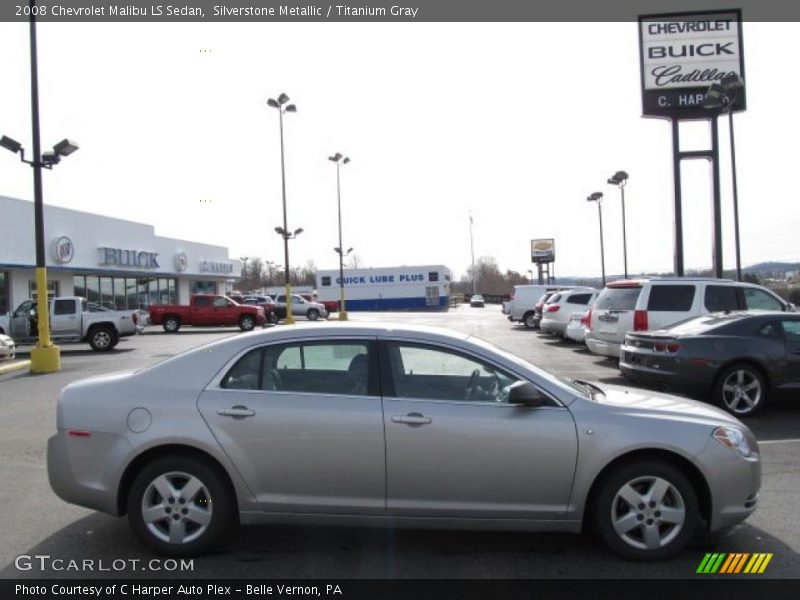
<box><xmin>647</xmin><ymin>285</ymin><xmax>695</xmax><ymax>311</ymax></box>
<box><xmin>386</xmin><ymin>342</ymin><xmax>519</xmax><ymax>403</ymax></box>
<box><xmin>266</xmin><ymin>341</ymin><xmax>373</xmax><ymax>396</ymax></box>
<box><xmin>781</xmin><ymin>321</ymin><xmax>800</xmax><ymax>343</ymax></box>
<box><xmin>14</xmin><ymin>301</ymin><xmax>34</xmax><ymax>317</ymax></box>
<box><xmin>756</xmin><ymin>323</ymin><xmax>781</xmax><ymax>338</ymax></box>
<box><xmin>53</xmin><ymin>299</ymin><xmax>74</xmax><ymax>315</ymax></box>
<box><xmin>221</xmin><ymin>348</ymin><xmax>264</xmax><ymax>390</ymax></box>
<box><xmin>743</xmin><ymin>288</ymin><xmax>784</xmax><ymax>311</ymax></box>
<box><xmin>568</xmin><ymin>293</ymin><xmax>592</xmax><ymax>305</ymax></box>
<box><xmin>194</xmin><ymin>296</ymin><xmax>211</xmax><ymax>307</ymax></box>
<box><xmin>213</xmin><ymin>297</ymin><xmax>229</xmax><ymax>308</ymax></box>
<box><xmin>704</xmin><ymin>285</ymin><xmax>740</xmax><ymax>312</ymax></box>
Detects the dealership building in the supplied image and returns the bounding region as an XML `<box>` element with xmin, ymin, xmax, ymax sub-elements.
<box><xmin>0</xmin><ymin>195</ymin><xmax>241</xmax><ymax>314</ymax></box>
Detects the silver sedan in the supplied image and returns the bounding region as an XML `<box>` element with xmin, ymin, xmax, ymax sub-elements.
<box><xmin>47</xmin><ymin>323</ymin><xmax>760</xmax><ymax>559</ymax></box>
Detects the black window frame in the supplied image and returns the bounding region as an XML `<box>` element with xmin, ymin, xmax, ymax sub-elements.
<box><xmin>321</xmin><ymin>276</ymin><xmax>332</xmax><ymax>287</ymax></box>
<box><xmin>53</xmin><ymin>299</ymin><xmax>76</xmax><ymax>316</ymax></box>
<box><xmin>646</xmin><ymin>284</ymin><xmax>696</xmax><ymax>312</ymax></box>
<box><xmin>567</xmin><ymin>293</ymin><xmax>593</xmax><ymax>305</ymax></box>
<box><xmin>704</xmin><ymin>285</ymin><xmax>744</xmax><ymax>313</ymax></box>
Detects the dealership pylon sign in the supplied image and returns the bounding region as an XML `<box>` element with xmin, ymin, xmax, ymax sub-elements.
<box><xmin>639</xmin><ymin>10</ymin><xmax>745</xmax><ymax>119</ymax></box>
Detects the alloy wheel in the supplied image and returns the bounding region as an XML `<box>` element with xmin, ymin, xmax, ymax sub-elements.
<box><xmin>141</xmin><ymin>471</ymin><xmax>213</xmax><ymax>545</ymax></box>
<box><xmin>721</xmin><ymin>369</ymin><xmax>762</xmax><ymax>415</ymax></box>
<box><xmin>610</xmin><ymin>475</ymin><xmax>686</xmax><ymax>551</ymax></box>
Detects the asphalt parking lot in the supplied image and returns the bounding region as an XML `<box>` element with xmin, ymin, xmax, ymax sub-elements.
<box><xmin>1</xmin><ymin>304</ymin><xmax>798</xmax><ymax>579</ymax></box>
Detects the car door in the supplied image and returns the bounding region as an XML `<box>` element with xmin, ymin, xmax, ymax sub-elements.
<box><xmin>211</xmin><ymin>296</ymin><xmax>236</xmax><ymax>325</ymax></box>
<box><xmin>380</xmin><ymin>339</ymin><xmax>578</xmax><ymax>519</ymax></box>
<box><xmin>291</xmin><ymin>295</ymin><xmax>306</xmax><ymax>316</ymax></box>
<box><xmin>780</xmin><ymin>319</ymin><xmax>800</xmax><ymax>388</ymax></box>
<box><xmin>191</xmin><ymin>295</ymin><xmax>213</xmax><ymax>325</ymax></box>
<box><xmin>10</xmin><ymin>301</ymin><xmax>35</xmax><ymax>339</ymax></box>
<box><xmin>50</xmin><ymin>298</ymin><xmax>80</xmax><ymax>337</ymax></box>
<box><xmin>197</xmin><ymin>337</ymin><xmax>386</xmax><ymax>514</ymax></box>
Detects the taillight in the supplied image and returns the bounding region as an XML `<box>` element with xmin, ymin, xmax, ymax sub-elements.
<box><xmin>585</xmin><ymin>309</ymin><xmax>592</xmax><ymax>328</ymax></box>
<box><xmin>132</xmin><ymin>312</ymin><xmax>138</xmax><ymax>325</ymax></box>
<box><xmin>546</xmin><ymin>305</ymin><xmax>560</xmax><ymax>313</ymax></box>
<box><xmin>653</xmin><ymin>342</ymin><xmax>680</xmax><ymax>353</ymax></box>
<box><xmin>633</xmin><ymin>310</ymin><xmax>648</xmax><ymax>331</ymax></box>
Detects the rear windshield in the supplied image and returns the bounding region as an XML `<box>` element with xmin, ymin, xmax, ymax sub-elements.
<box><xmin>663</xmin><ymin>314</ymin><xmax>743</xmax><ymax>335</ymax></box>
<box><xmin>594</xmin><ymin>286</ymin><xmax>642</xmax><ymax>311</ymax></box>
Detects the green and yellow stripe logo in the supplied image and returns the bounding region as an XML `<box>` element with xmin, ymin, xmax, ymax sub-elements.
<box><xmin>697</xmin><ymin>553</ymin><xmax>773</xmax><ymax>574</ymax></box>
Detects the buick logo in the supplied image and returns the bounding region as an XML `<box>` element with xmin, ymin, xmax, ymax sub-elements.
<box><xmin>53</xmin><ymin>236</ymin><xmax>74</xmax><ymax>264</ymax></box>
<box><xmin>175</xmin><ymin>252</ymin><xmax>188</xmax><ymax>272</ymax></box>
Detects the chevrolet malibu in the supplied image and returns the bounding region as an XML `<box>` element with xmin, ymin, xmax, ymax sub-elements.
<box><xmin>47</xmin><ymin>323</ymin><xmax>760</xmax><ymax>559</ymax></box>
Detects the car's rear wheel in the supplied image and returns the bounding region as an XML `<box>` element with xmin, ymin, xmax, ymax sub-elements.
<box><xmin>714</xmin><ymin>363</ymin><xmax>766</xmax><ymax>417</ymax></box>
<box><xmin>268</xmin><ymin>312</ymin><xmax>278</xmax><ymax>325</ymax></box>
<box><xmin>127</xmin><ymin>456</ymin><xmax>236</xmax><ymax>556</ymax></box>
<box><xmin>163</xmin><ymin>317</ymin><xmax>181</xmax><ymax>333</ymax></box>
<box><xmin>523</xmin><ymin>312</ymin><xmax>536</xmax><ymax>329</ymax></box>
<box><xmin>592</xmin><ymin>460</ymin><xmax>698</xmax><ymax>560</ymax></box>
<box><xmin>89</xmin><ymin>326</ymin><xmax>117</xmax><ymax>351</ymax></box>
<box><xmin>239</xmin><ymin>315</ymin><xmax>256</xmax><ymax>331</ymax></box>
<box><xmin>307</xmin><ymin>309</ymin><xmax>320</xmax><ymax>321</ymax></box>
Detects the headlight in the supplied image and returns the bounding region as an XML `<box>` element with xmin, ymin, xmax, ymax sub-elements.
<box><xmin>713</xmin><ymin>426</ymin><xmax>754</xmax><ymax>458</ymax></box>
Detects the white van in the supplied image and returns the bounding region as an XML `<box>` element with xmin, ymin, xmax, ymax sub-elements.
<box><xmin>507</xmin><ymin>285</ymin><xmax>591</xmax><ymax>328</ymax></box>
<box><xmin>585</xmin><ymin>277</ymin><xmax>795</xmax><ymax>358</ymax></box>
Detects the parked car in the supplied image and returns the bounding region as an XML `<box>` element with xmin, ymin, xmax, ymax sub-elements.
<box><xmin>274</xmin><ymin>294</ymin><xmax>328</xmax><ymax>321</ymax></box>
<box><xmin>470</xmin><ymin>294</ymin><xmax>486</xmax><ymax>308</ymax></box>
<box><xmin>540</xmin><ymin>290</ymin><xmax>598</xmax><ymax>337</ymax></box>
<box><xmin>149</xmin><ymin>294</ymin><xmax>267</xmax><ymax>332</ymax></box>
<box><xmin>565</xmin><ymin>310</ymin><xmax>591</xmax><ymax>344</ymax></box>
<box><xmin>0</xmin><ymin>297</ymin><xmax>139</xmax><ymax>351</ymax></box>
<box><xmin>0</xmin><ymin>333</ymin><xmax>15</xmax><ymax>360</ymax></box>
<box><xmin>242</xmin><ymin>295</ymin><xmax>279</xmax><ymax>325</ymax></box>
<box><xmin>585</xmin><ymin>278</ymin><xmax>795</xmax><ymax>359</ymax></box>
<box><xmin>620</xmin><ymin>312</ymin><xmax>800</xmax><ymax>417</ymax></box>
<box><xmin>49</xmin><ymin>323</ymin><xmax>760</xmax><ymax>560</ymax></box>
<box><xmin>507</xmin><ymin>285</ymin><xmax>564</xmax><ymax>328</ymax></box>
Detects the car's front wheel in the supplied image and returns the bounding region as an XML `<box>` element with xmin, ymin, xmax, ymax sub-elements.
<box><xmin>307</xmin><ymin>309</ymin><xmax>320</xmax><ymax>321</ymax></box>
<box><xmin>592</xmin><ymin>460</ymin><xmax>698</xmax><ymax>560</ymax></box>
<box><xmin>239</xmin><ymin>315</ymin><xmax>256</xmax><ymax>331</ymax></box>
<box><xmin>127</xmin><ymin>456</ymin><xmax>236</xmax><ymax>556</ymax></box>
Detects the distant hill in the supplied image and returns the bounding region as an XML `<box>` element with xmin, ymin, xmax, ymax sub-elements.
<box><xmin>744</xmin><ymin>262</ymin><xmax>800</xmax><ymax>274</ymax></box>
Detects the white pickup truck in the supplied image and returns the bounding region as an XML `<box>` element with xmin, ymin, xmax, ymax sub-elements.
<box><xmin>0</xmin><ymin>297</ymin><xmax>141</xmax><ymax>351</ymax></box>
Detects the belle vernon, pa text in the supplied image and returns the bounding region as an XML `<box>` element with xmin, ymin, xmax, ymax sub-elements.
<box><xmin>16</xmin><ymin>584</ymin><xmax>343</xmax><ymax>597</ymax></box>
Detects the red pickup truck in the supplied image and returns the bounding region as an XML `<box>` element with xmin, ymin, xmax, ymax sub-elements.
<box><xmin>149</xmin><ymin>294</ymin><xmax>267</xmax><ymax>333</ymax></box>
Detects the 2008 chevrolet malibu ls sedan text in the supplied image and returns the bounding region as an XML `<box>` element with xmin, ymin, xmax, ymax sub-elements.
<box><xmin>47</xmin><ymin>323</ymin><xmax>760</xmax><ymax>559</ymax></box>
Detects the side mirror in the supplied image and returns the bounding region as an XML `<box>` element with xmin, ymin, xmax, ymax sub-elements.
<box><xmin>788</xmin><ymin>302</ymin><xmax>797</xmax><ymax>313</ymax></box>
<box><xmin>508</xmin><ymin>381</ymin><xmax>550</xmax><ymax>407</ymax></box>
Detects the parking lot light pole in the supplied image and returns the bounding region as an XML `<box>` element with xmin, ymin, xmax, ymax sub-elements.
<box><xmin>705</xmin><ymin>75</ymin><xmax>744</xmax><ymax>282</ymax></box>
<box><xmin>587</xmin><ymin>192</ymin><xmax>606</xmax><ymax>286</ymax></box>
<box><xmin>239</xmin><ymin>257</ymin><xmax>249</xmax><ymax>292</ymax></box>
<box><xmin>607</xmin><ymin>171</ymin><xmax>629</xmax><ymax>279</ymax></box>
<box><xmin>274</xmin><ymin>227</ymin><xmax>303</xmax><ymax>323</ymax></box>
<box><xmin>328</xmin><ymin>153</ymin><xmax>351</xmax><ymax>321</ymax></box>
<box><xmin>0</xmin><ymin>8</ymin><xmax>79</xmax><ymax>373</ymax></box>
<box><xmin>527</xmin><ymin>269</ymin><xmax>534</xmax><ymax>285</ymax></box>
<box><xmin>267</xmin><ymin>92</ymin><xmax>297</xmax><ymax>323</ymax></box>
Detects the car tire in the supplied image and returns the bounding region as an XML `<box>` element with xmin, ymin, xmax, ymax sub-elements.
<box><xmin>713</xmin><ymin>363</ymin><xmax>767</xmax><ymax>418</ymax></box>
<box><xmin>268</xmin><ymin>312</ymin><xmax>278</xmax><ymax>325</ymax></box>
<box><xmin>592</xmin><ymin>460</ymin><xmax>698</xmax><ymax>560</ymax></box>
<box><xmin>127</xmin><ymin>455</ymin><xmax>237</xmax><ymax>557</ymax></box>
<box><xmin>307</xmin><ymin>309</ymin><xmax>320</xmax><ymax>321</ymax></box>
<box><xmin>88</xmin><ymin>326</ymin><xmax>117</xmax><ymax>352</ymax></box>
<box><xmin>163</xmin><ymin>317</ymin><xmax>181</xmax><ymax>333</ymax></box>
<box><xmin>238</xmin><ymin>315</ymin><xmax>256</xmax><ymax>331</ymax></box>
<box><xmin>523</xmin><ymin>312</ymin><xmax>537</xmax><ymax>329</ymax></box>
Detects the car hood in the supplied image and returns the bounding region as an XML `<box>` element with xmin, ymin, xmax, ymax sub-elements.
<box><xmin>592</xmin><ymin>383</ymin><xmax>741</xmax><ymax>427</ymax></box>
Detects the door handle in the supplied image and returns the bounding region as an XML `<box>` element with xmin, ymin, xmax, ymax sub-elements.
<box><xmin>391</xmin><ymin>413</ymin><xmax>432</xmax><ymax>425</ymax></box>
<box><xmin>217</xmin><ymin>406</ymin><xmax>256</xmax><ymax>418</ymax></box>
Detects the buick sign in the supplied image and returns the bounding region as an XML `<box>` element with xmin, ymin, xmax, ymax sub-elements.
<box><xmin>52</xmin><ymin>236</ymin><xmax>74</xmax><ymax>264</ymax></box>
<box><xmin>639</xmin><ymin>10</ymin><xmax>745</xmax><ymax>119</ymax></box>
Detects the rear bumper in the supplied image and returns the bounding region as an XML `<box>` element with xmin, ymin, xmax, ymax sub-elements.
<box><xmin>585</xmin><ymin>336</ymin><xmax>621</xmax><ymax>358</ymax></box>
<box><xmin>540</xmin><ymin>319</ymin><xmax>566</xmax><ymax>335</ymax></box>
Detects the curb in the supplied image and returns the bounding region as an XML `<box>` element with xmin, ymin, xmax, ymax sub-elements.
<box><xmin>0</xmin><ymin>360</ymin><xmax>31</xmax><ymax>376</ymax></box>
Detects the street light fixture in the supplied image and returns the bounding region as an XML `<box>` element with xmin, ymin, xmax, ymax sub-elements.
<box><xmin>587</xmin><ymin>191</ymin><xmax>606</xmax><ymax>286</ymax></box>
<box><xmin>704</xmin><ymin>73</ymin><xmax>745</xmax><ymax>282</ymax></box>
<box><xmin>607</xmin><ymin>170</ymin><xmax>629</xmax><ymax>279</ymax></box>
<box><xmin>2</xmin><ymin>43</ymin><xmax>79</xmax><ymax>376</ymax></box>
<box><xmin>267</xmin><ymin>91</ymin><xmax>298</xmax><ymax>323</ymax></box>
<box><xmin>329</xmin><ymin>152</ymin><xmax>351</xmax><ymax>320</ymax></box>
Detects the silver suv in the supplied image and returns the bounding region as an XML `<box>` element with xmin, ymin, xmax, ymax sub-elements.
<box><xmin>585</xmin><ymin>278</ymin><xmax>794</xmax><ymax>358</ymax></box>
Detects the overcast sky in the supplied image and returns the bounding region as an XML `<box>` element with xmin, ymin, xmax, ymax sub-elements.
<box><xmin>0</xmin><ymin>21</ymin><xmax>797</xmax><ymax>279</ymax></box>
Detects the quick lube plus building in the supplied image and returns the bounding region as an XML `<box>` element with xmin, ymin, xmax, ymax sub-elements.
<box><xmin>0</xmin><ymin>195</ymin><xmax>241</xmax><ymax>314</ymax></box>
<box><xmin>316</xmin><ymin>265</ymin><xmax>451</xmax><ymax>311</ymax></box>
